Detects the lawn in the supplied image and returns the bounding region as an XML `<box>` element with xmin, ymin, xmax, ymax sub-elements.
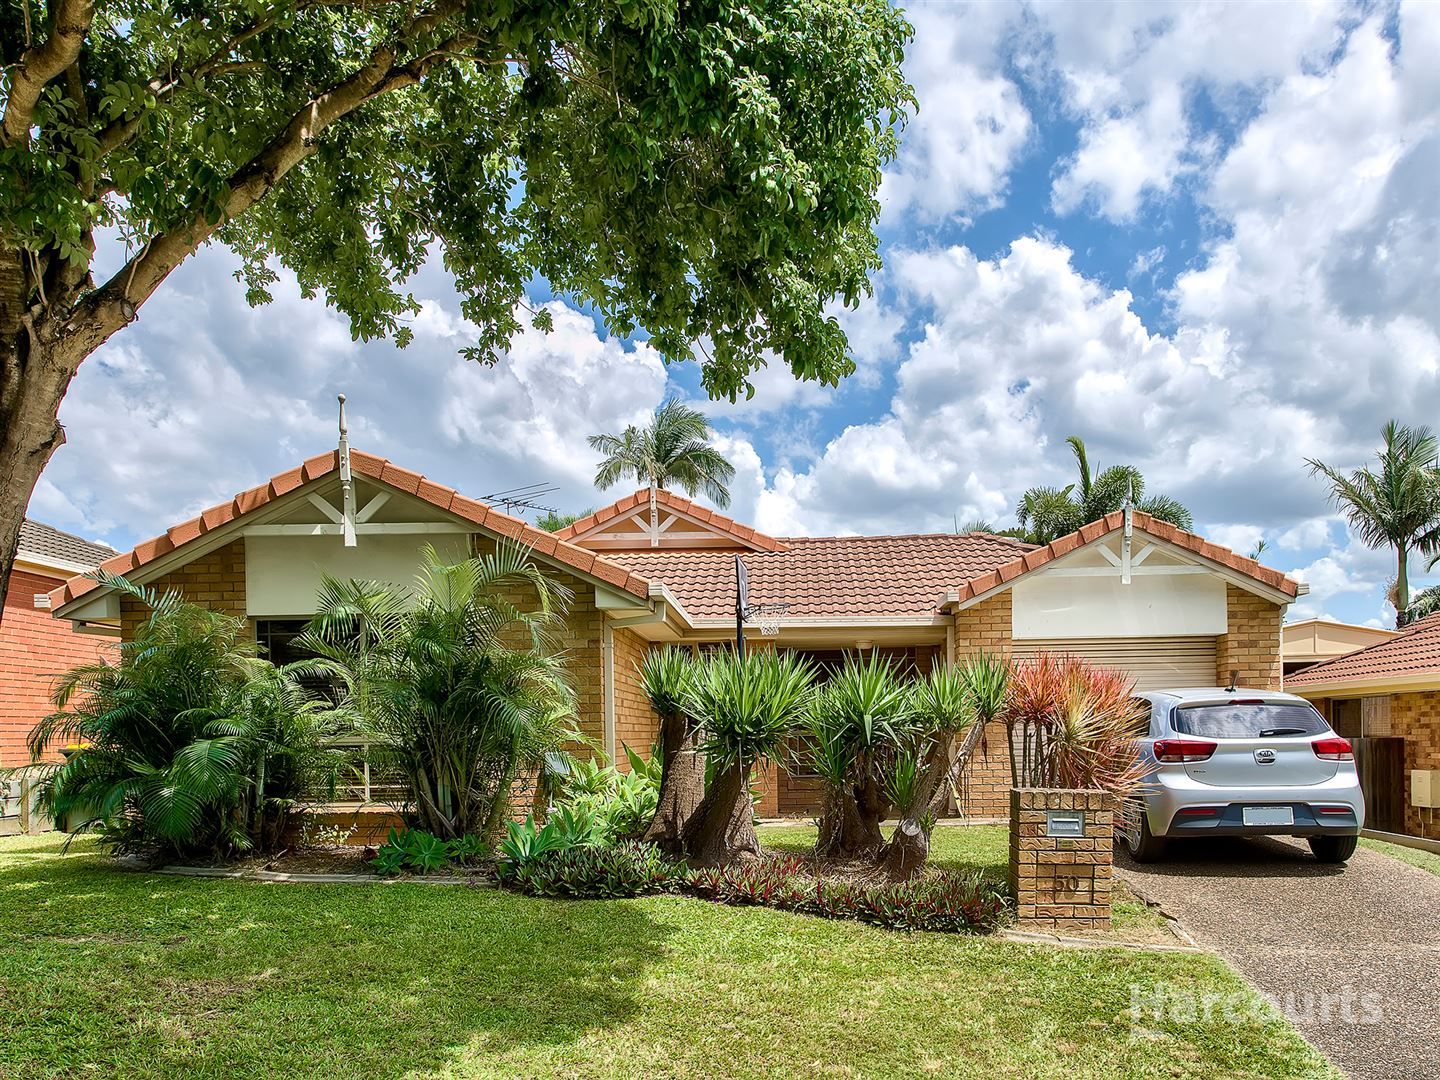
<box><xmin>1360</xmin><ymin>836</ymin><xmax>1440</xmax><ymax>876</ymax></box>
<box><xmin>0</xmin><ymin>831</ymin><xmax>1336</xmax><ymax>1080</ymax></box>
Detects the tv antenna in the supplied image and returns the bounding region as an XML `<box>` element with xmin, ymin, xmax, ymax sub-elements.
<box><xmin>479</xmin><ymin>482</ymin><xmax>560</xmax><ymax>517</ymax></box>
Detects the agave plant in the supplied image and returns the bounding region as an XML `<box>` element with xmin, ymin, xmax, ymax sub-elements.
<box><xmin>297</xmin><ymin>544</ymin><xmax>577</xmax><ymax>843</ymax></box>
<box><xmin>27</xmin><ymin>574</ymin><xmax>343</xmax><ymax>857</ymax></box>
<box><xmin>680</xmin><ymin>649</ymin><xmax>817</xmax><ymax>865</ymax></box>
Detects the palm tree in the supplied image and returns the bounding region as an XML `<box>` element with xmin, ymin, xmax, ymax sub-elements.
<box><xmin>1308</xmin><ymin>421</ymin><xmax>1440</xmax><ymax>625</ymax></box>
<box><xmin>1015</xmin><ymin>436</ymin><xmax>1194</xmax><ymax>544</ymax></box>
<box><xmin>589</xmin><ymin>397</ymin><xmax>736</xmax><ymax>508</ymax></box>
<box><xmin>299</xmin><ymin>545</ymin><xmax>577</xmax><ymax>842</ymax></box>
<box><xmin>28</xmin><ymin>574</ymin><xmax>343</xmax><ymax>856</ymax></box>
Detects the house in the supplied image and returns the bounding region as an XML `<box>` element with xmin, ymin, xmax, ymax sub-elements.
<box><xmin>2</xmin><ymin>521</ymin><xmax>117</xmax><ymax>834</ymax></box>
<box><xmin>46</xmin><ymin>447</ymin><xmax>1303</xmax><ymax>822</ymax></box>
<box><xmin>1287</xmin><ymin>615</ymin><xmax>1440</xmax><ymax>837</ymax></box>
<box><xmin>1282</xmin><ymin>617</ymin><xmax>1398</xmax><ymax>678</ymax></box>
<box><xmin>2</xmin><ymin>520</ymin><xmax>117</xmax><ymax>770</ymax></box>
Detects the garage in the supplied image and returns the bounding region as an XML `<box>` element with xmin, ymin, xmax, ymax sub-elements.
<box><xmin>1011</xmin><ymin>636</ymin><xmax>1218</xmax><ymax>691</ymax></box>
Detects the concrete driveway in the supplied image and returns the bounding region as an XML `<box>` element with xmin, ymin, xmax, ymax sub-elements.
<box><xmin>1117</xmin><ymin>837</ymin><xmax>1440</xmax><ymax>1080</ymax></box>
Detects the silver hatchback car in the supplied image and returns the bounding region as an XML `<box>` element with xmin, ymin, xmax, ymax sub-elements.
<box><xmin>1123</xmin><ymin>687</ymin><xmax>1365</xmax><ymax>864</ymax></box>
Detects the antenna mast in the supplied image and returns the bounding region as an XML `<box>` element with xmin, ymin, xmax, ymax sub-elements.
<box><xmin>338</xmin><ymin>394</ymin><xmax>357</xmax><ymax>547</ymax></box>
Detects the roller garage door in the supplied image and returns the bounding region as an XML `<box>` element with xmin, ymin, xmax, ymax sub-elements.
<box><xmin>1011</xmin><ymin>637</ymin><xmax>1217</xmax><ymax>690</ymax></box>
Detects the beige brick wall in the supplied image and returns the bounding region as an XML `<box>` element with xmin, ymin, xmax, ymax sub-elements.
<box><xmin>1386</xmin><ymin>692</ymin><xmax>1440</xmax><ymax>837</ymax></box>
<box><xmin>1216</xmin><ymin>585</ymin><xmax>1283</xmax><ymax>690</ymax></box>
<box><xmin>120</xmin><ymin>539</ymin><xmax>247</xmax><ymax>640</ymax></box>
<box><xmin>954</xmin><ymin>593</ymin><xmax>1014</xmax><ymax>817</ymax></box>
<box><xmin>1009</xmin><ymin>788</ymin><xmax>1115</xmax><ymax>930</ymax></box>
<box><xmin>613</xmin><ymin>626</ymin><xmax>659</xmax><ymax>766</ymax></box>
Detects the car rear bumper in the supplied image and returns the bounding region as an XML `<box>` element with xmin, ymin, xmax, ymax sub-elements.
<box><xmin>1145</xmin><ymin>772</ymin><xmax>1365</xmax><ymax>838</ymax></box>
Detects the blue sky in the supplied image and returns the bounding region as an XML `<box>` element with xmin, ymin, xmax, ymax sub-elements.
<box><xmin>30</xmin><ymin>0</ymin><xmax>1440</xmax><ymax>628</ymax></box>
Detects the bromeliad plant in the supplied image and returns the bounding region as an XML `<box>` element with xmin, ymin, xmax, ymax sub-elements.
<box><xmin>299</xmin><ymin>544</ymin><xmax>576</xmax><ymax>844</ymax></box>
<box><xmin>26</xmin><ymin>574</ymin><xmax>344</xmax><ymax>857</ymax></box>
<box><xmin>1004</xmin><ymin>655</ymin><xmax>1147</xmax><ymax>798</ymax></box>
<box><xmin>680</xmin><ymin>649</ymin><xmax>817</xmax><ymax>865</ymax></box>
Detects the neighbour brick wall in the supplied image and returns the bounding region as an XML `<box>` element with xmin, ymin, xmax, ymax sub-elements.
<box><xmin>613</xmin><ymin>626</ymin><xmax>658</xmax><ymax>766</ymax></box>
<box><xmin>1384</xmin><ymin>692</ymin><xmax>1440</xmax><ymax>837</ymax></box>
<box><xmin>120</xmin><ymin>540</ymin><xmax>247</xmax><ymax>640</ymax></box>
<box><xmin>1009</xmin><ymin>788</ymin><xmax>1115</xmax><ymax>930</ymax></box>
<box><xmin>1</xmin><ymin>568</ymin><xmax>117</xmax><ymax>768</ymax></box>
<box><xmin>954</xmin><ymin>593</ymin><xmax>1014</xmax><ymax>817</ymax></box>
<box><xmin>1216</xmin><ymin>585</ymin><xmax>1283</xmax><ymax>690</ymax></box>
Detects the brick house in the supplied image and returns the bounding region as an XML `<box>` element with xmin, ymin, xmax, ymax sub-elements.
<box><xmin>1287</xmin><ymin>615</ymin><xmax>1440</xmax><ymax>838</ymax></box>
<box><xmin>47</xmin><ymin>448</ymin><xmax>1302</xmax><ymax>820</ymax></box>
<box><xmin>1</xmin><ymin>521</ymin><xmax>116</xmax><ymax>773</ymax></box>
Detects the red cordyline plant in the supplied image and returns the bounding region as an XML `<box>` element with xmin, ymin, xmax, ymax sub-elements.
<box><xmin>1003</xmin><ymin>655</ymin><xmax>1147</xmax><ymax>800</ymax></box>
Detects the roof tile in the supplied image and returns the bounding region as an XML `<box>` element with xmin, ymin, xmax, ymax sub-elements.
<box><xmin>556</xmin><ymin>488</ymin><xmax>789</xmax><ymax>552</ymax></box>
<box><xmin>1287</xmin><ymin>612</ymin><xmax>1440</xmax><ymax>688</ymax></box>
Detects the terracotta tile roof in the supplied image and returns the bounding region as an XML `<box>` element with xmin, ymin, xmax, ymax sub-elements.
<box><xmin>1286</xmin><ymin>612</ymin><xmax>1440</xmax><ymax>688</ymax></box>
<box><xmin>18</xmin><ymin>519</ymin><xmax>115</xmax><ymax>571</ymax></box>
<box><xmin>49</xmin><ymin>450</ymin><xmax>652</xmax><ymax>613</ymax></box>
<box><xmin>604</xmin><ymin>533</ymin><xmax>1037</xmax><ymax>621</ymax></box>
<box><xmin>952</xmin><ymin>510</ymin><xmax>1300</xmax><ymax>604</ymax></box>
<box><xmin>555</xmin><ymin>488</ymin><xmax>789</xmax><ymax>552</ymax></box>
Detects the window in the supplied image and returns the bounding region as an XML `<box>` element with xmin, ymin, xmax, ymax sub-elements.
<box><xmin>1173</xmin><ymin>702</ymin><xmax>1329</xmax><ymax>739</ymax></box>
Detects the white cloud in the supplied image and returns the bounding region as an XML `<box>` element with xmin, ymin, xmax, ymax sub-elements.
<box><xmin>879</xmin><ymin>4</ymin><xmax>1032</xmax><ymax>225</ymax></box>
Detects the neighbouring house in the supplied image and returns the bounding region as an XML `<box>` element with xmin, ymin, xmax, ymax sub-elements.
<box><xmin>46</xmin><ymin>447</ymin><xmax>1303</xmax><ymax>825</ymax></box>
<box><xmin>1282</xmin><ymin>617</ymin><xmax>1398</xmax><ymax>678</ymax></box>
<box><xmin>1288</xmin><ymin>616</ymin><xmax>1440</xmax><ymax>838</ymax></box>
<box><xmin>2</xmin><ymin>521</ymin><xmax>117</xmax><ymax>834</ymax></box>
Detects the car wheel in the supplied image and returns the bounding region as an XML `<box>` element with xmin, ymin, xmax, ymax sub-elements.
<box><xmin>1308</xmin><ymin>835</ymin><xmax>1358</xmax><ymax>864</ymax></box>
<box><xmin>1123</xmin><ymin>802</ymin><xmax>1167</xmax><ymax>863</ymax></box>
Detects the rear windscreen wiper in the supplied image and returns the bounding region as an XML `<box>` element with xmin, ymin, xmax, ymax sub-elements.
<box><xmin>1258</xmin><ymin>727</ymin><xmax>1309</xmax><ymax>737</ymax></box>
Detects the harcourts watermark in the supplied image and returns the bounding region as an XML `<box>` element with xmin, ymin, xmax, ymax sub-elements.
<box><xmin>1128</xmin><ymin>983</ymin><xmax>1382</xmax><ymax>1028</ymax></box>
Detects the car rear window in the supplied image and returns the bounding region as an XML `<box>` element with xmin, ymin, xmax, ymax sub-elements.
<box><xmin>1172</xmin><ymin>703</ymin><xmax>1330</xmax><ymax>739</ymax></box>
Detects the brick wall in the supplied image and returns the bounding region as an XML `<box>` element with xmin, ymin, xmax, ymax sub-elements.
<box><xmin>954</xmin><ymin>593</ymin><xmax>1014</xmax><ymax>817</ymax></box>
<box><xmin>1384</xmin><ymin>692</ymin><xmax>1440</xmax><ymax>837</ymax></box>
<box><xmin>120</xmin><ymin>539</ymin><xmax>247</xmax><ymax>639</ymax></box>
<box><xmin>612</xmin><ymin>626</ymin><xmax>658</xmax><ymax>766</ymax></box>
<box><xmin>1216</xmin><ymin>584</ymin><xmax>1283</xmax><ymax>690</ymax></box>
<box><xmin>1</xmin><ymin>568</ymin><xmax>117</xmax><ymax>768</ymax></box>
<box><xmin>1009</xmin><ymin>788</ymin><xmax>1115</xmax><ymax>930</ymax></box>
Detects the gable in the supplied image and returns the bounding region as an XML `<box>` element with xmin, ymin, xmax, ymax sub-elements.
<box><xmin>561</xmin><ymin>489</ymin><xmax>788</xmax><ymax>552</ymax></box>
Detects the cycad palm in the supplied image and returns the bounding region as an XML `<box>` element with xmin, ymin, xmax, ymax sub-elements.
<box><xmin>1308</xmin><ymin>421</ymin><xmax>1440</xmax><ymax>624</ymax></box>
<box><xmin>1016</xmin><ymin>436</ymin><xmax>1193</xmax><ymax>544</ymax></box>
<box><xmin>589</xmin><ymin>397</ymin><xmax>736</xmax><ymax>507</ymax></box>
<box><xmin>298</xmin><ymin>544</ymin><xmax>577</xmax><ymax>841</ymax></box>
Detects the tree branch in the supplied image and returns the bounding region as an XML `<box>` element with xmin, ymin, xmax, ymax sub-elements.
<box><xmin>62</xmin><ymin>1</ymin><xmax>469</xmax><ymax>356</ymax></box>
<box><xmin>1</xmin><ymin>0</ymin><xmax>95</xmax><ymax>147</ymax></box>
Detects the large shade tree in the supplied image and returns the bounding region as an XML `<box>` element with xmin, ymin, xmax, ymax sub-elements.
<box><xmin>0</xmin><ymin>0</ymin><xmax>913</xmax><ymax>618</ymax></box>
<box><xmin>1016</xmin><ymin>436</ymin><xmax>1194</xmax><ymax>545</ymax></box>
<box><xmin>1308</xmin><ymin>421</ymin><xmax>1440</xmax><ymax>625</ymax></box>
<box><xmin>590</xmin><ymin>396</ymin><xmax>736</xmax><ymax>507</ymax></box>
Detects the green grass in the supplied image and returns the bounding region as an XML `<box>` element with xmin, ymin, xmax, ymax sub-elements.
<box><xmin>1360</xmin><ymin>836</ymin><xmax>1440</xmax><ymax>876</ymax></box>
<box><xmin>0</xmin><ymin>832</ymin><xmax>1336</xmax><ymax>1079</ymax></box>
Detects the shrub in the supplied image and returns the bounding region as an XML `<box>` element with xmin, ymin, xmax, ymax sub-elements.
<box><xmin>686</xmin><ymin>856</ymin><xmax>1007</xmax><ymax>933</ymax></box>
<box><xmin>27</xmin><ymin>574</ymin><xmax>344</xmax><ymax>857</ymax></box>
<box><xmin>500</xmin><ymin>841</ymin><xmax>688</xmax><ymax>899</ymax></box>
<box><xmin>372</xmin><ymin>827</ymin><xmax>494</xmax><ymax>876</ymax></box>
<box><xmin>553</xmin><ymin>749</ymin><xmax>660</xmax><ymax>842</ymax></box>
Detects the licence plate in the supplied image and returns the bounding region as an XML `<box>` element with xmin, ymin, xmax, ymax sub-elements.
<box><xmin>1243</xmin><ymin>806</ymin><xmax>1294</xmax><ymax>827</ymax></box>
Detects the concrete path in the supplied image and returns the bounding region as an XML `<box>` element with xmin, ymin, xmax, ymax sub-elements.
<box><xmin>1116</xmin><ymin>837</ymin><xmax>1440</xmax><ymax>1080</ymax></box>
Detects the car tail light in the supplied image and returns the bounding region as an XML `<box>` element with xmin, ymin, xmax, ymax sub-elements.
<box><xmin>1312</xmin><ymin>736</ymin><xmax>1353</xmax><ymax>761</ymax></box>
<box><xmin>1315</xmin><ymin>805</ymin><xmax>1353</xmax><ymax>815</ymax></box>
<box><xmin>1176</xmin><ymin>806</ymin><xmax>1221</xmax><ymax>816</ymax></box>
<box><xmin>1154</xmin><ymin>738</ymin><xmax>1217</xmax><ymax>763</ymax></box>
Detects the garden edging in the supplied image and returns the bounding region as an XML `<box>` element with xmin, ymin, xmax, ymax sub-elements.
<box><xmin>154</xmin><ymin>864</ymin><xmax>494</xmax><ymax>886</ymax></box>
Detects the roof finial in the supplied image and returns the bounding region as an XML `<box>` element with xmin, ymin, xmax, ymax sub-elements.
<box><xmin>337</xmin><ymin>394</ymin><xmax>356</xmax><ymax>547</ymax></box>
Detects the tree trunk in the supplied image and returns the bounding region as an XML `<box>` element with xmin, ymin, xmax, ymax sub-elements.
<box><xmin>817</xmin><ymin>770</ymin><xmax>887</xmax><ymax>859</ymax></box>
<box><xmin>680</xmin><ymin>760</ymin><xmax>758</xmax><ymax>866</ymax></box>
<box><xmin>1396</xmin><ymin>544</ymin><xmax>1410</xmax><ymax>627</ymax></box>
<box><xmin>642</xmin><ymin>712</ymin><xmax>705</xmax><ymax>851</ymax></box>
<box><xmin>0</xmin><ymin>247</ymin><xmax>85</xmax><ymax>624</ymax></box>
<box><xmin>878</xmin><ymin>818</ymin><xmax>929</xmax><ymax>880</ymax></box>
